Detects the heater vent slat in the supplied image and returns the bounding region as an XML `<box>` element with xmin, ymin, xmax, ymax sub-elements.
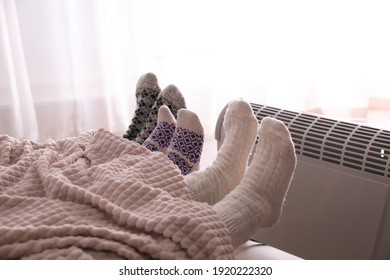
<box><xmin>251</xmin><ymin>103</ymin><xmax>390</xmax><ymax>178</ymax></box>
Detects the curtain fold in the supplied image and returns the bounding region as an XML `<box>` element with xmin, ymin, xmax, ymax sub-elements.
<box><xmin>0</xmin><ymin>0</ymin><xmax>38</xmax><ymax>139</ymax></box>
<box><xmin>0</xmin><ymin>0</ymin><xmax>138</xmax><ymax>140</ymax></box>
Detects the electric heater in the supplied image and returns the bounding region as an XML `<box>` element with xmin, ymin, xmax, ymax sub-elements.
<box><xmin>215</xmin><ymin>102</ymin><xmax>390</xmax><ymax>260</ymax></box>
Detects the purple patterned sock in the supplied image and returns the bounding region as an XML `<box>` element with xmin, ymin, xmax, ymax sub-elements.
<box><xmin>167</xmin><ymin>109</ymin><xmax>204</xmax><ymax>175</ymax></box>
<box><xmin>134</xmin><ymin>85</ymin><xmax>186</xmax><ymax>144</ymax></box>
<box><xmin>143</xmin><ymin>105</ymin><xmax>176</xmax><ymax>153</ymax></box>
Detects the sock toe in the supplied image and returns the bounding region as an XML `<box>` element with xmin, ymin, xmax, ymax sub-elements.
<box><xmin>160</xmin><ymin>85</ymin><xmax>186</xmax><ymax>109</ymax></box>
<box><xmin>259</xmin><ymin>117</ymin><xmax>292</xmax><ymax>144</ymax></box>
<box><xmin>158</xmin><ymin>105</ymin><xmax>176</xmax><ymax>124</ymax></box>
<box><xmin>176</xmin><ymin>109</ymin><xmax>204</xmax><ymax>136</ymax></box>
<box><xmin>224</xmin><ymin>99</ymin><xmax>258</xmax><ymax>131</ymax></box>
<box><xmin>227</xmin><ymin>99</ymin><xmax>254</xmax><ymax>116</ymax></box>
<box><xmin>136</xmin><ymin>72</ymin><xmax>161</xmax><ymax>92</ymax></box>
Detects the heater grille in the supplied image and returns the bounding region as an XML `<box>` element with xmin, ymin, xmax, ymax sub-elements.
<box><xmin>250</xmin><ymin>103</ymin><xmax>390</xmax><ymax>178</ymax></box>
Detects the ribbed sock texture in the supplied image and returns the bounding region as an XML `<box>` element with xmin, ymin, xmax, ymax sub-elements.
<box><xmin>185</xmin><ymin>100</ymin><xmax>258</xmax><ymax>205</ymax></box>
<box><xmin>134</xmin><ymin>85</ymin><xmax>186</xmax><ymax>144</ymax></box>
<box><xmin>167</xmin><ymin>109</ymin><xmax>204</xmax><ymax>175</ymax></box>
<box><xmin>123</xmin><ymin>73</ymin><xmax>160</xmax><ymax>140</ymax></box>
<box><xmin>213</xmin><ymin>117</ymin><xmax>297</xmax><ymax>249</ymax></box>
<box><xmin>143</xmin><ymin>105</ymin><xmax>176</xmax><ymax>153</ymax></box>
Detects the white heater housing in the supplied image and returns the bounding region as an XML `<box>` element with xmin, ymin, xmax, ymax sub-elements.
<box><xmin>215</xmin><ymin>102</ymin><xmax>390</xmax><ymax>260</ymax></box>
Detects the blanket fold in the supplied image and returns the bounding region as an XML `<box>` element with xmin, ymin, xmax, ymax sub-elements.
<box><xmin>0</xmin><ymin>129</ymin><xmax>234</xmax><ymax>259</ymax></box>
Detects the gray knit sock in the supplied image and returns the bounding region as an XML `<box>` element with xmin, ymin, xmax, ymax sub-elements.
<box><xmin>123</xmin><ymin>73</ymin><xmax>160</xmax><ymax>140</ymax></box>
<box><xmin>134</xmin><ymin>85</ymin><xmax>186</xmax><ymax>144</ymax></box>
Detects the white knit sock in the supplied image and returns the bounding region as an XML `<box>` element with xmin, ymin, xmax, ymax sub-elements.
<box><xmin>213</xmin><ymin>117</ymin><xmax>297</xmax><ymax>249</ymax></box>
<box><xmin>167</xmin><ymin>108</ymin><xmax>204</xmax><ymax>175</ymax></box>
<box><xmin>184</xmin><ymin>99</ymin><xmax>258</xmax><ymax>205</ymax></box>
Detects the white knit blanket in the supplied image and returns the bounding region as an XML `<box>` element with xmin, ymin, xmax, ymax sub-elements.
<box><xmin>0</xmin><ymin>129</ymin><xmax>234</xmax><ymax>259</ymax></box>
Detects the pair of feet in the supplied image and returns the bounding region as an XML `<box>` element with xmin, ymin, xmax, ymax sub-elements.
<box><xmin>123</xmin><ymin>73</ymin><xmax>186</xmax><ymax>144</ymax></box>
<box><xmin>124</xmin><ymin>73</ymin><xmax>297</xmax><ymax>249</ymax></box>
<box><xmin>124</xmin><ymin>73</ymin><xmax>204</xmax><ymax>175</ymax></box>
<box><xmin>183</xmin><ymin>99</ymin><xmax>297</xmax><ymax>248</ymax></box>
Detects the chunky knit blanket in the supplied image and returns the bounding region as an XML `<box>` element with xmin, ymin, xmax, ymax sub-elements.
<box><xmin>0</xmin><ymin>128</ymin><xmax>234</xmax><ymax>259</ymax></box>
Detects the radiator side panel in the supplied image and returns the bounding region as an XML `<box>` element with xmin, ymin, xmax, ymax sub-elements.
<box><xmin>252</xmin><ymin>156</ymin><xmax>389</xmax><ymax>259</ymax></box>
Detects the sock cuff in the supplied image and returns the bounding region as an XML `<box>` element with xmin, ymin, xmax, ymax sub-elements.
<box><xmin>167</xmin><ymin>152</ymin><xmax>193</xmax><ymax>175</ymax></box>
<box><xmin>143</xmin><ymin>141</ymin><xmax>159</xmax><ymax>152</ymax></box>
<box><xmin>214</xmin><ymin>191</ymin><xmax>269</xmax><ymax>248</ymax></box>
<box><xmin>213</xmin><ymin>199</ymin><xmax>241</xmax><ymax>248</ymax></box>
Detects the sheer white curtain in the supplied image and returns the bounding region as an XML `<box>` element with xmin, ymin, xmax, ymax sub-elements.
<box><xmin>0</xmin><ymin>0</ymin><xmax>140</xmax><ymax>140</ymax></box>
<box><xmin>1</xmin><ymin>0</ymin><xmax>389</xmax><ymax>142</ymax></box>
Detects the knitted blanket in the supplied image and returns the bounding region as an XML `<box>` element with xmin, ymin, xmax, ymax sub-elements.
<box><xmin>0</xmin><ymin>128</ymin><xmax>234</xmax><ymax>260</ymax></box>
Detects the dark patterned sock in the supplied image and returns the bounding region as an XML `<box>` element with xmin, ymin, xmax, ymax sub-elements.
<box><xmin>143</xmin><ymin>105</ymin><xmax>176</xmax><ymax>153</ymax></box>
<box><xmin>167</xmin><ymin>109</ymin><xmax>204</xmax><ymax>175</ymax></box>
<box><xmin>123</xmin><ymin>73</ymin><xmax>160</xmax><ymax>140</ymax></box>
<box><xmin>134</xmin><ymin>84</ymin><xmax>186</xmax><ymax>144</ymax></box>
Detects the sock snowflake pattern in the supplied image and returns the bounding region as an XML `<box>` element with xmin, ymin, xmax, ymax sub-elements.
<box><xmin>143</xmin><ymin>121</ymin><xmax>176</xmax><ymax>152</ymax></box>
<box><xmin>167</xmin><ymin>128</ymin><xmax>204</xmax><ymax>175</ymax></box>
<box><xmin>169</xmin><ymin>127</ymin><xmax>203</xmax><ymax>164</ymax></box>
<box><xmin>167</xmin><ymin>152</ymin><xmax>192</xmax><ymax>175</ymax></box>
<box><xmin>134</xmin><ymin>95</ymin><xmax>182</xmax><ymax>144</ymax></box>
<box><xmin>142</xmin><ymin>142</ymin><xmax>159</xmax><ymax>152</ymax></box>
<box><xmin>123</xmin><ymin>88</ymin><xmax>159</xmax><ymax>140</ymax></box>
